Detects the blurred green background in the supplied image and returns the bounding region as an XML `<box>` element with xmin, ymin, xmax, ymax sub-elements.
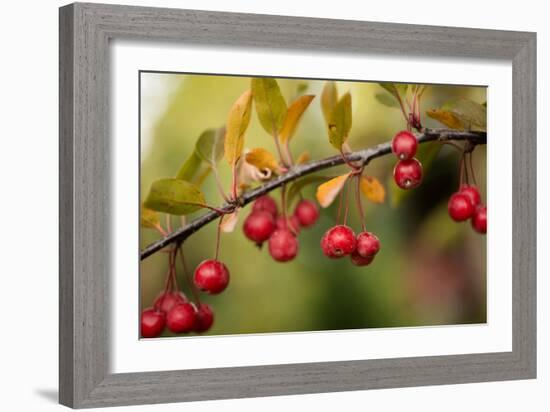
<box><xmin>140</xmin><ymin>73</ymin><xmax>487</xmax><ymax>336</ymax></box>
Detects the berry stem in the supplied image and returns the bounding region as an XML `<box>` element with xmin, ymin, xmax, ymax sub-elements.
<box><xmin>153</xmin><ymin>223</ymin><xmax>168</xmax><ymax>237</ymax></box>
<box><xmin>177</xmin><ymin>245</ymin><xmax>201</xmax><ymax>305</ymax></box>
<box><xmin>231</xmin><ymin>162</ymin><xmax>238</xmax><ymax>201</ymax></box>
<box><xmin>355</xmin><ymin>174</ymin><xmax>367</xmax><ymax>232</ymax></box>
<box><xmin>162</xmin><ymin>265</ymin><xmax>172</xmax><ymax>295</ymax></box>
<box><xmin>281</xmin><ymin>184</ymin><xmax>288</xmax><ymax>219</ymax></box>
<box><xmin>339</xmin><ymin>148</ymin><xmax>361</xmax><ymax>172</ymax></box>
<box><xmin>165</xmin><ymin>214</ymin><xmax>172</xmax><ymax>234</ymax></box>
<box><xmin>468</xmin><ymin>151</ymin><xmax>478</xmax><ymax>187</ymax></box>
<box><xmin>343</xmin><ymin>178</ymin><xmax>351</xmax><ymax>226</ymax></box>
<box><xmin>212</xmin><ymin>165</ymin><xmax>230</xmax><ymax>203</ymax></box>
<box><xmin>336</xmin><ymin>181</ymin><xmax>345</xmax><ymax>224</ymax></box>
<box><xmin>463</xmin><ymin>152</ymin><xmax>470</xmax><ymax>185</ymax></box>
<box><xmin>169</xmin><ymin>246</ymin><xmax>178</xmax><ymax>291</ymax></box>
<box><xmin>272</xmin><ymin>129</ymin><xmax>290</xmax><ymax>168</ymax></box>
<box><xmin>458</xmin><ymin>152</ymin><xmax>467</xmax><ymax>189</ymax></box>
<box><xmin>214</xmin><ymin>216</ymin><xmax>223</xmax><ymax>261</ymax></box>
<box><xmin>284</xmin><ymin>140</ymin><xmax>295</xmax><ymax>167</ymax></box>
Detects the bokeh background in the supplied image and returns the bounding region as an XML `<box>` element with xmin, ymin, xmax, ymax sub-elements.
<box><xmin>140</xmin><ymin>73</ymin><xmax>487</xmax><ymax>337</ymax></box>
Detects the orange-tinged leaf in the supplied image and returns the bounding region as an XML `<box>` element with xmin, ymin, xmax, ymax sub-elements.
<box><xmin>245</xmin><ymin>148</ymin><xmax>280</xmax><ymax>173</ymax></box>
<box><xmin>426</xmin><ymin>109</ymin><xmax>463</xmax><ymax>130</ymax></box>
<box><xmin>296</xmin><ymin>151</ymin><xmax>310</xmax><ymax>165</ymax></box>
<box><xmin>224</xmin><ymin>90</ymin><xmax>253</xmax><ymax>166</ymax></box>
<box><xmin>279</xmin><ymin>94</ymin><xmax>315</xmax><ymax>144</ymax></box>
<box><xmin>220</xmin><ymin>210</ymin><xmax>239</xmax><ymax>233</ymax></box>
<box><xmin>321</xmin><ymin>81</ymin><xmax>338</xmax><ymax>125</ymax></box>
<box><xmin>360</xmin><ymin>176</ymin><xmax>386</xmax><ymax>204</ymax></box>
<box><xmin>316</xmin><ymin>173</ymin><xmax>350</xmax><ymax>208</ymax></box>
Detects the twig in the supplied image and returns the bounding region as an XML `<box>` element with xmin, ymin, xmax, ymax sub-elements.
<box><xmin>141</xmin><ymin>128</ymin><xmax>486</xmax><ymax>260</ymax></box>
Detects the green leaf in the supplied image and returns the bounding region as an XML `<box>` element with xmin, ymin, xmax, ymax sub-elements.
<box><xmin>328</xmin><ymin>92</ymin><xmax>352</xmax><ymax>150</ymax></box>
<box><xmin>442</xmin><ymin>98</ymin><xmax>486</xmax><ymax>131</ymax></box>
<box><xmin>378</xmin><ymin>82</ymin><xmax>407</xmax><ymax>100</ymax></box>
<box><xmin>195</xmin><ymin>127</ymin><xmax>225</xmax><ymax>165</ymax></box>
<box><xmin>321</xmin><ymin>81</ymin><xmax>338</xmax><ymax>125</ymax></box>
<box><xmin>251</xmin><ymin>78</ymin><xmax>287</xmax><ymax>135</ymax></box>
<box><xmin>378</xmin><ymin>83</ymin><xmax>396</xmax><ymax>96</ymax></box>
<box><xmin>287</xmin><ymin>175</ymin><xmax>329</xmax><ymax>205</ymax></box>
<box><xmin>224</xmin><ymin>89</ymin><xmax>253</xmax><ymax>166</ymax></box>
<box><xmin>296</xmin><ymin>82</ymin><xmax>309</xmax><ymax>95</ymax></box>
<box><xmin>144</xmin><ymin>178</ymin><xmax>206</xmax><ymax>215</ymax></box>
<box><xmin>394</xmin><ymin>83</ymin><xmax>408</xmax><ymax>96</ymax></box>
<box><xmin>427</xmin><ymin>98</ymin><xmax>487</xmax><ymax>131</ymax></box>
<box><xmin>175</xmin><ymin>151</ymin><xmax>202</xmax><ymax>181</ymax></box>
<box><xmin>140</xmin><ymin>204</ymin><xmax>160</xmax><ymax>229</ymax></box>
<box><xmin>374</xmin><ymin>93</ymin><xmax>400</xmax><ymax>108</ymax></box>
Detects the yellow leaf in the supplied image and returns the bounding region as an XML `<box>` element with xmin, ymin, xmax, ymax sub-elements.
<box><xmin>426</xmin><ymin>109</ymin><xmax>463</xmax><ymax>130</ymax></box>
<box><xmin>328</xmin><ymin>92</ymin><xmax>352</xmax><ymax>150</ymax></box>
<box><xmin>360</xmin><ymin>176</ymin><xmax>386</xmax><ymax>204</ymax></box>
<box><xmin>224</xmin><ymin>90</ymin><xmax>253</xmax><ymax>166</ymax></box>
<box><xmin>316</xmin><ymin>173</ymin><xmax>350</xmax><ymax>208</ymax></box>
<box><xmin>140</xmin><ymin>204</ymin><xmax>160</xmax><ymax>229</ymax></box>
<box><xmin>220</xmin><ymin>210</ymin><xmax>239</xmax><ymax>233</ymax></box>
<box><xmin>245</xmin><ymin>148</ymin><xmax>280</xmax><ymax>173</ymax></box>
<box><xmin>296</xmin><ymin>151</ymin><xmax>310</xmax><ymax>165</ymax></box>
<box><xmin>279</xmin><ymin>95</ymin><xmax>315</xmax><ymax>144</ymax></box>
<box><xmin>321</xmin><ymin>81</ymin><xmax>338</xmax><ymax>125</ymax></box>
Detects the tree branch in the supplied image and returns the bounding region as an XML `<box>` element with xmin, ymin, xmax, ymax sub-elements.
<box><xmin>141</xmin><ymin>128</ymin><xmax>486</xmax><ymax>260</ymax></box>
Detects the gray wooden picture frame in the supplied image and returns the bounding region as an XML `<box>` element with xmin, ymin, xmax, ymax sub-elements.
<box><xmin>59</xmin><ymin>2</ymin><xmax>537</xmax><ymax>408</ymax></box>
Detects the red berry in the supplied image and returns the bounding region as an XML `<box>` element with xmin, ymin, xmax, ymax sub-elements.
<box><xmin>460</xmin><ymin>184</ymin><xmax>481</xmax><ymax>208</ymax></box>
<box><xmin>252</xmin><ymin>195</ymin><xmax>278</xmax><ymax>217</ymax></box>
<box><xmin>356</xmin><ymin>232</ymin><xmax>380</xmax><ymax>258</ymax></box>
<box><xmin>393</xmin><ymin>158</ymin><xmax>423</xmax><ymax>189</ymax></box>
<box><xmin>268</xmin><ymin>229</ymin><xmax>299</xmax><ymax>262</ymax></box>
<box><xmin>243</xmin><ymin>211</ymin><xmax>276</xmax><ymax>243</ymax></box>
<box><xmin>294</xmin><ymin>199</ymin><xmax>320</xmax><ymax>228</ymax></box>
<box><xmin>448</xmin><ymin>192</ymin><xmax>475</xmax><ymax>222</ymax></box>
<box><xmin>471</xmin><ymin>205</ymin><xmax>487</xmax><ymax>234</ymax></box>
<box><xmin>153</xmin><ymin>291</ymin><xmax>186</xmax><ymax>314</ymax></box>
<box><xmin>350</xmin><ymin>251</ymin><xmax>374</xmax><ymax>267</ymax></box>
<box><xmin>276</xmin><ymin>215</ymin><xmax>300</xmax><ymax>235</ymax></box>
<box><xmin>140</xmin><ymin>308</ymin><xmax>165</xmax><ymax>338</ymax></box>
<box><xmin>321</xmin><ymin>225</ymin><xmax>356</xmax><ymax>258</ymax></box>
<box><xmin>391</xmin><ymin>130</ymin><xmax>418</xmax><ymax>160</ymax></box>
<box><xmin>194</xmin><ymin>259</ymin><xmax>230</xmax><ymax>294</ymax></box>
<box><xmin>195</xmin><ymin>303</ymin><xmax>214</xmax><ymax>333</ymax></box>
<box><xmin>166</xmin><ymin>302</ymin><xmax>196</xmax><ymax>333</ymax></box>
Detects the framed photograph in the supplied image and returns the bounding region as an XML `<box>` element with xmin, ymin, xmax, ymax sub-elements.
<box><xmin>59</xmin><ymin>2</ymin><xmax>536</xmax><ymax>408</ymax></box>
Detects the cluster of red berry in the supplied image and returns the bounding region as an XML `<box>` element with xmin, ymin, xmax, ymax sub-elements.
<box><xmin>140</xmin><ymin>291</ymin><xmax>214</xmax><ymax>338</ymax></box>
<box><xmin>140</xmin><ymin>257</ymin><xmax>230</xmax><ymax>338</ymax></box>
<box><xmin>448</xmin><ymin>185</ymin><xmax>487</xmax><ymax>234</ymax></box>
<box><xmin>243</xmin><ymin>195</ymin><xmax>320</xmax><ymax>262</ymax></box>
<box><xmin>320</xmin><ymin>225</ymin><xmax>380</xmax><ymax>266</ymax></box>
<box><xmin>391</xmin><ymin>130</ymin><xmax>423</xmax><ymax>190</ymax></box>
